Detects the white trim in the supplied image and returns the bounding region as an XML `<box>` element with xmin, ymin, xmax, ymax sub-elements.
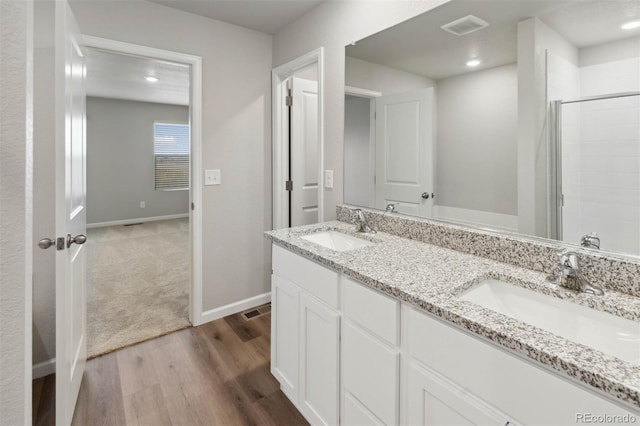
<box><xmin>433</xmin><ymin>205</ymin><xmax>519</xmax><ymax>233</ymax></box>
<box><xmin>345</xmin><ymin>85</ymin><xmax>382</xmax><ymax>98</ymax></box>
<box><xmin>33</xmin><ymin>358</ymin><xmax>56</xmax><ymax>379</ymax></box>
<box><xmin>200</xmin><ymin>292</ymin><xmax>271</xmax><ymax>325</ymax></box>
<box><xmin>272</xmin><ymin>48</ymin><xmax>325</xmax><ymax>230</ymax></box>
<box><xmin>82</xmin><ymin>35</ymin><xmax>204</xmax><ymax>326</ymax></box>
<box><xmin>87</xmin><ymin>213</ymin><xmax>188</xmax><ymax>229</ymax></box>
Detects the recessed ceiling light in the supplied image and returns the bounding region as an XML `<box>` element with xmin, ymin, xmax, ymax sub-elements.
<box><xmin>621</xmin><ymin>20</ymin><xmax>640</xmax><ymax>30</ymax></box>
<box><xmin>466</xmin><ymin>59</ymin><xmax>481</xmax><ymax>67</ymax></box>
<box><xmin>144</xmin><ymin>76</ymin><xmax>159</xmax><ymax>82</ymax></box>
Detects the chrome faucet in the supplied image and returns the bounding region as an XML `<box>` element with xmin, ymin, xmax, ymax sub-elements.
<box><xmin>552</xmin><ymin>249</ymin><xmax>604</xmax><ymax>295</ymax></box>
<box><xmin>353</xmin><ymin>209</ymin><xmax>376</xmax><ymax>234</ymax></box>
<box><xmin>580</xmin><ymin>233</ymin><xmax>600</xmax><ymax>250</ymax></box>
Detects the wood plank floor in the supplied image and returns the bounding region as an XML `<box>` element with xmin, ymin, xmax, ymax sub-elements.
<box><xmin>32</xmin><ymin>308</ymin><xmax>309</xmax><ymax>426</ymax></box>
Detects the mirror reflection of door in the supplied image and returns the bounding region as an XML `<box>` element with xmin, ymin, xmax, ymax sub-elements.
<box><xmin>375</xmin><ymin>89</ymin><xmax>434</xmax><ymax>217</ymax></box>
<box><xmin>289</xmin><ymin>76</ymin><xmax>319</xmax><ymax>227</ymax></box>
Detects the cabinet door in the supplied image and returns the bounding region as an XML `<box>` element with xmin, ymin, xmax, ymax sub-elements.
<box><xmin>299</xmin><ymin>293</ymin><xmax>340</xmax><ymax>426</ymax></box>
<box><xmin>271</xmin><ymin>274</ymin><xmax>300</xmax><ymax>402</ymax></box>
<box><xmin>406</xmin><ymin>362</ymin><xmax>515</xmax><ymax>426</ymax></box>
<box><xmin>343</xmin><ymin>320</ymin><xmax>399</xmax><ymax>425</ymax></box>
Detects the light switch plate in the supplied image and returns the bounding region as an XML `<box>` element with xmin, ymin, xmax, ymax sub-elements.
<box><xmin>205</xmin><ymin>169</ymin><xmax>221</xmax><ymax>186</ymax></box>
<box><xmin>324</xmin><ymin>170</ymin><xmax>334</xmax><ymax>189</ymax></box>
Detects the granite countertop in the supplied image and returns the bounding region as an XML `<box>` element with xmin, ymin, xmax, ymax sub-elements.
<box><xmin>265</xmin><ymin>221</ymin><xmax>640</xmax><ymax>410</ymax></box>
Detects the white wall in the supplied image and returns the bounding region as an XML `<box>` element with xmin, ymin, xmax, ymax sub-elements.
<box><xmin>517</xmin><ymin>17</ymin><xmax>579</xmax><ymax>238</ymax></box>
<box><xmin>344</xmin><ymin>95</ymin><xmax>372</xmax><ymax>207</ymax></box>
<box><xmin>0</xmin><ymin>0</ymin><xmax>34</xmax><ymax>423</ymax></box>
<box><xmin>436</xmin><ymin>63</ymin><xmax>518</xmax><ymax>216</ymax></box>
<box><xmin>345</xmin><ymin>56</ymin><xmax>435</xmax><ymax>94</ymax></box>
<box><xmin>32</xmin><ymin>0</ymin><xmax>273</xmax><ymax>368</ymax></box>
<box><xmin>86</xmin><ymin>97</ymin><xmax>189</xmax><ymax>225</ymax></box>
<box><xmin>273</xmin><ymin>0</ymin><xmax>450</xmax><ymax>220</ymax></box>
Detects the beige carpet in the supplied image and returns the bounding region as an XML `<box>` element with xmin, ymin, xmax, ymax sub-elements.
<box><xmin>86</xmin><ymin>218</ymin><xmax>190</xmax><ymax>358</ymax></box>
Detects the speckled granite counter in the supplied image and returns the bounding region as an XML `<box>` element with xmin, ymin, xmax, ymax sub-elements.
<box><xmin>266</xmin><ymin>221</ymin><xmax>640</xmax><ymax>410</ymax></box>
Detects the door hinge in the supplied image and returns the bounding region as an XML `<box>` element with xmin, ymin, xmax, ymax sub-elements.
<box><xmin>191</xmin><ymin>202</ymin><xmax>195</xmax><ymax>211</ymax></box>
<box><xmin>285</xmin><ymin>180</ymin><xmax>293</xmax><ymax>191</ymax></box>
<box><xmin>286</xmin><ymin>89</ymin><xmax>292</xmax><ymax>107</ymax></box>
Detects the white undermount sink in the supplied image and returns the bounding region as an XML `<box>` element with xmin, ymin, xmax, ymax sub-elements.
<box><xmin>460</xmin><ymin>279</ymin><xmax>640</xmax><ymax>364</ymax></box>
<box><xmin>300</xmin><ymin>230</ymin><xmax>375</xmax><ymax>252</ymax></box>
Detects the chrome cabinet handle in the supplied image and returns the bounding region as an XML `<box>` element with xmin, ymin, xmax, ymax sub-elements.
<box><xmin>67</xmin><ymin>234</ymin><xmax>87</xmax><ymax>248</ymax></box>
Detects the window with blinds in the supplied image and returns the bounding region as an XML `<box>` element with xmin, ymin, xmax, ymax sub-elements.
<box><xmin>154</xmin><ymin>122</ymin><xmax>190</xmax><ymax>190</ymax></box>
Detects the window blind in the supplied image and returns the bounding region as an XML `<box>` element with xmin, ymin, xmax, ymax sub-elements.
<box><xmin>154</xmin><ymin>122</ymin><xmax>190</xmax><ymax>190</ymax></box>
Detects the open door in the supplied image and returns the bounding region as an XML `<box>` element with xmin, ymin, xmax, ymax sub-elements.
<box><xmin>375</xmin><ymin>88</ymin><xmax>434</xmax><ymax>217</ymax></box>
<box><xmin>290</xmin><ymin>77</ymin><xmax>319</xmax><ymax>227</ymax></box>
<box><xmin>55</xmin><ymin>1</ymin><xmax>87</xmax><ymax>424</ymax></box>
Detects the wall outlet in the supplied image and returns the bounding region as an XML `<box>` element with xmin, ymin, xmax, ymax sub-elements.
<box><xmin>205</xmin><ymin>169</ymin><xmax>221</xmax><ymax>186</ymax></box>
<box><xmin>324</xmin><ymin>170</ymin><xmax>334</xmax><ymax>189</ymax></box>
<box><xmin>140</xmin><ymin>201</ymin><xmax>145</xmax><ymax>208</ymax></box>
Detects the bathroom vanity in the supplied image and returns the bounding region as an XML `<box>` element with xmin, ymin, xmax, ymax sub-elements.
<box><xmin>266</xmin><ymin>209</ymin><xmax>640</xmax><ymax>426</ymax></box>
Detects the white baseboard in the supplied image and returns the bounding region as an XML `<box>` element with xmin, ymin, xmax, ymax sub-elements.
<box><xmin>87</xmin><ymin>213</ymin><xmax>189</xmax><ymax>229</ymax></box>
<box><xmin>199</xmin><ymin>292</ymin><xmax>271</xmax><ymax>325</ymax></box>
<box><xmin>434</xmin><ymin>205</ymin><xmax>518</xmax><ymax>233</ymax></box>
<box><xmin>33</xmin><ymin>358</ymin><xmax>55</xmax><ymax>379</ymax></box>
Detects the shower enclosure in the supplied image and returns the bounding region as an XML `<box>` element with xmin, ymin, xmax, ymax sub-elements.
<box><xmin>551</xmin><ymin>91</ymin><xmax>640</xmax><ymax>256</ymax></box>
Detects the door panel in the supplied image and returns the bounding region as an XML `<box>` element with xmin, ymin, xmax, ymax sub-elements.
<box><xmin>291</xmin><ymin>77</ymin><xmax>319</xmax><ymax>226</ymax></box>
<box><xmin>375</xmin><ymin>89</ymin><xmax>434</xmax><ymax>217</ymax></box>
<box><xmin>271</xmin><ymin>274</ymin><xmax>300</xmax><ymax>402</ymax></box>
<box><xmin>299</xmin><ymin>293</ymin><xmax>340</xmax><ymax>426</ymax></box>
<box><xmin>55</xmin><ymin>2</ymin><xmax>87</xmax><ymax>424</ymax></box>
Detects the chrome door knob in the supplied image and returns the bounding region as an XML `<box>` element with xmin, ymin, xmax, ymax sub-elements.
<box><xmin>421</xmin><ymin>192</ymin><xmax>430</xmax><ymax>199</ymax></box>
<box><xmin>66</xmin><ymin>234</ymin><xmax>87</xmax><ymax>248</ymax></box>
<box><xmin>38</xmin><ymin>238</ymin><xmax>56</xmax><ymax>249</ymax></box>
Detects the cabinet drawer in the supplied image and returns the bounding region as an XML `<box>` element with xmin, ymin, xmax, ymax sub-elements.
<box><xmin>406</xmin><ymin>306</ymin><xmax>634</xmax><ymax>425</ymax></box>
<box><xmin>272</xmin><ymin>244</ymin><xmax>339</xmax><ymax>308</ymax></box>
<box><xmin>343</xmin><ymin>321</ymin><xmax>399</xmax><ymax>425</ymax></box>
<box><xmin>343</xmin><ymin>276</ymin><xmax>399</xmax><ymax>346</ymax></box>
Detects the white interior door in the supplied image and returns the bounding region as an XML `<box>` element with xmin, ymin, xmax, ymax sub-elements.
<box><xmin>55</xmin><ymin>1</ymin><xmax>87</xmax><ymax>424</ymax></box>
<box><xmin>290</xmin><ymin>77</ymin><xmax>319</xmax><ymax>226</ymax></box>
<box><xmin>375</xmin><ymin>89</ymin><xmax>434</xmax><ymax>217</ymax></box>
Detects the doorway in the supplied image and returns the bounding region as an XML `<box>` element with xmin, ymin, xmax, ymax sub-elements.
<box><xmin>272</xmin><ymin>49</ymin><xmax>324</xmax><ymax>230</ymax></box>
<box><xmin>83</xmin><ymin>47</ymin><xmax>192</xmax><ymax>357</ymax></box>
<box><xmin>81</xmin><ymin>36</ymin><xmax>204</xmax><ymax>351</ymax></box>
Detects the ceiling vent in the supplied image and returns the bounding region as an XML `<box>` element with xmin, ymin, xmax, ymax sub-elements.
<box><xmin>441</xmin><ymin>15</ymin><xmax>490</xmax><ymax>36</ymax></box>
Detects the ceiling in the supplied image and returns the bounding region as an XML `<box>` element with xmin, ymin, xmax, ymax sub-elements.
<box><xmin>346</xmin><ymin>0</ymin><xmax>640</xmax><ymax>80</ymax></box>
<box><xmin>147</xmin><ymin>0</ymin><xmax>324</xmax><ymax>34</ymax></box>
<box><xmin>86</xmin><ymin>48</ymin><xmax>190</xmax><ymax>105</ymax></box>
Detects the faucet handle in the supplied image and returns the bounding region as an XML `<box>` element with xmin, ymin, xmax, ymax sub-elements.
<box><xmin>557</xmin><ymin>249</ymin><xmax>579</xmax><ymax>269</ymax></box>
<box><xmin>580</xmin><ymin>232</ymin><xmax>600</xmax><ymax>250</ymax></box>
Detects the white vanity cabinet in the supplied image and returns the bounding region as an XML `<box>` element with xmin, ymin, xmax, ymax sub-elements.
<box><xmin>403</xmin><ymin>306</ymin><xmax>635</xmax><ymax>426</ymax></box>
<box><xmin>271</xmin><ymin>244</ymin><xmax>638</xmax><ymax>426</ymax></box>
<box><xmin>342</xmin><ymin>277</ymin><xmax>401</xmax><ymax>425</ymax></box>
<box><xmin>271</xmin><ymin>245</ymin><xmax>340</xmax><ymax>426</ymax></box>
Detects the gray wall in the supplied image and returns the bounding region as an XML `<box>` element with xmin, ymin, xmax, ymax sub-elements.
<box><xmin>344</xmin><ymin>95</ymin><xmax>372</xmax><ymax>207</ymax></box>
<box><xmin>87</xmin><ymin>97</ymin><xmax>189</xmax><ymax>224</ymax></box>
<box><xmin>1</xmin><ymin>0</ymin><xmax>33</xmax><ymax>422</ymax></box>
<box><xmin>436</xmin><ymin>63</ymin><xmax>518</xmax><ymax>215</ymax></box>
<box><xmin>580</xmin><ymin>36</ymin><xmax>640</xmax><ymax>67</ymax></box>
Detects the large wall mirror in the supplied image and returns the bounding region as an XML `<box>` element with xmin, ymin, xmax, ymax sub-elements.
<box><xmin>343</xmin><ymin>0</ymin><xmax>640</xmax><ymax>258</ymax></box>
